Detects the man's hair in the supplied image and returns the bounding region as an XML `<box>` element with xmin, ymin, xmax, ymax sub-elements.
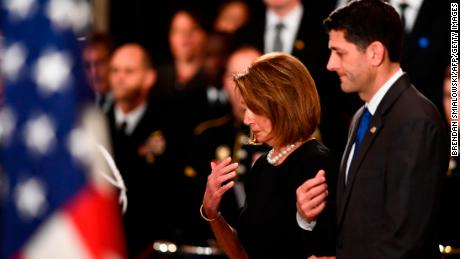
<box><xmin>85</xmin><ymin>32</ymin><xmax>114</xmax><ymax>54</ymax></box>
<box><xmin>324</xmin><ymin>0</ymin><xmax>403</xmax><ymax>62</ymax></box>
<box><xmin>115</xmin><ymin>43</ymin><xmax>155</xmax><ymax>70</ymax></box>
<box><xmin>234</xmin><ymin>53</ymin><xmax>320</xmax><ymax>147</ymax></box>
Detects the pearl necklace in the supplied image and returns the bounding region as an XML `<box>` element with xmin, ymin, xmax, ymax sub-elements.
<box><xmin>266</xmin><ymin>143</ymin><xmax>296</xmax><ymax>165</ymax></box>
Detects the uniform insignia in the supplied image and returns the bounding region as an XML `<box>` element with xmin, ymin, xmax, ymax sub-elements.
<box><xmin>370</xmin><ymin>126</ymin><xmax>377</xmax><ymax>134</ymax></box>
<box><xmin>184</xmin><ymin>166</ymin><xmax>197</xmax><ymax>178</ymax></box>
<box><xmin>239</xmin><ymin>134</ymin><xmax>249</xmax><ymax>145</ymax></box>
<box><xmin>237</xmin><ymin>164</ymin><xmax>246</xmax><ymax>175</ymax></box>
<box><xmin>207</xmin><ymin>87</ymin><xmax>219</xmax><ymax>103</ymax></box>
<box><xmin>295</xmin><ymin>40</ymin><xmax>305</xmax><ymax>50</ymax></box>
<box><xmin>216</xmin><ymin>145</ymin><xmax>231</xmax><ymax>160</ymax></box>
<box><xmin>237</xmin><ymin>149</ymin><xmax>247</xmax><ymax>159</ymax></box>
<box><xmin>418</xmin><ymin>36</ymin><xmax>429</xmax><ymax>49</ymax></box>
<box><xmin>138</xmin><ymin>130</ymin><xmax>167</xmax><ymax>164</ymax></box>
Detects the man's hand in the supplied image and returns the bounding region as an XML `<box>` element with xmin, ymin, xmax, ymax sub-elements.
<box><xmin>296</xmin><ymin>170</ymin><xmax>328</xmax><ymax>222</ymax></box>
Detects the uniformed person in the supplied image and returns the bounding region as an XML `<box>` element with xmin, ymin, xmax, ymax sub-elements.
<box><xmin>179</xmin><ymin>47</ymin><xmax>268</xmax><ymax>247</ymax></box>
<box><xmin>106</xmin><ymin>43</ymin><xmax>181</xmax><ymax>257</ymax></box>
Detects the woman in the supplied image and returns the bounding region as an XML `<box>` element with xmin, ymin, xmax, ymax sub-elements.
<box><xmin>201</xmin><ymin>53</ymin><xmax>336</xmax><ymax>258</ymax></box>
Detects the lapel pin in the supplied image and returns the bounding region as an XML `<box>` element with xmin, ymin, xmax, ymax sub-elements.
<box><xmin>370</xmin><ymin>126</ymin><xmax>377</xmax><ymax>134</ymax></box>
<box><xmin>295</xmin><ymin>40</ymin><xmax>304</xmax><ymax>50</ymax></box>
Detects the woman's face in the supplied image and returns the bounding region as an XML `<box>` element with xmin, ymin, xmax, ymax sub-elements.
<box><xmin>169</xmin><ymin>11</ymin><xmax>207</xmax><ymax>62</ymax></box>
<box><xmin>242</xmin><ymin>101</ymin><xmax>274</xmax><ymax>146</ymax></box>
<box><xmin>214</xmin><ymin>1</ymin><xmax>249</xmax><ymax>33</ymax></box>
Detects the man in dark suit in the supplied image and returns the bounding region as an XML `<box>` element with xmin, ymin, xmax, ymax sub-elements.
<box><xmin>395</xmin><ymin>0</ymin><xmax>450</xmax><ymax>112</ymax></box>
<box><xmin>334</xmin><ymin>0</ymin><xmax>449</xmax><ymax>111</ymax></box>
<box><xmin>296</xmin><ymin>0</ymin><xmax>449</xmax><ymax>258</ymax></box>
<box><xmin>235</xmin><ymin>0</ymin><xmax>359</xmax><ymax>166</ymax></box>
<box><xmin>107</xmin><ymin>43</ymin><xmax>181</xmax><ymax>257</ymax></box>
<box><xmin>82</xmin><ymin>32</ymin><xmax>114</xmax><ymax>113</ymax></box>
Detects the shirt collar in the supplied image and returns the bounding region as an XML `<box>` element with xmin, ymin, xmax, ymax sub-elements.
<box><xmin>266</xmin><ymin>3</ymin><xmax>303</xmax><ymax>32</ymax></box>
<box><xmin>390</xmin><ymin>0</ymin><xmax>423</xmax><ymax>11</ymax></box>
<box><xmin>115</xmin><ymin>103</ymin><xmax>147</xmax><ymax>135</ymax></box>
<box><xmin>366</xmin><ymin>68</ymin><xmax>404</xmax><ymax>115</ymax></box>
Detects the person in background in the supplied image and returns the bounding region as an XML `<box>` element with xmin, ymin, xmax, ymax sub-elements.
<box><xmin>395</xmin><ymin>0</ymin><xmax>449</xmax><ymax>112</ymax></box>
<box><xmin>182</xmin><ymin>47</ymin><xmax>267</xmax><ymax>247</ymax></box>
<box><xmin>296</xmin><ymin>0</ymin><xmax>448</xmax><ymax>257</ymax></box>
<box><xmin>201</xmin><ymin>53</ymin><xmax>336</xmax><ymax>259</ymax></box>
<box><xmin>154</xmin><ymin>8</ymin><xmax>209</xmax><ymax>163</ymax></box>
<box><xmin>214</xmin><ymin>0</ymin><xmax>250</xmax><ymax>34</ymax></box>
<box><xmin>201</xmin><ymin>31</ymin><xmax>233</xmax><ymax>118</ymax></box>
<box><xmin>156</xmin><ymin>8</ymin><xmax>208</xmax><ymax>99</ymax></box>
<box><xmin>335</xmin><ymin>0</ymin><xmax>449</xmax><ymax>111</ymax></box>
<box><xmin>83</xmin><ymin>32</ymin><xmax>114</xmax><ymax>113</ymax></box>
<box><xmin>107</xmin><ymin>43</ymin><xmax>179</xmax><ymax>257</ymax></box>
<box><xmin>439</xmin><ymin>65</ymin><xmax>460</xmax><ymax>253</ymax></box>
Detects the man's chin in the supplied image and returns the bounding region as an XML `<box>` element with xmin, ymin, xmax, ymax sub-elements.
<box><xmin>340</xmin><ymin>84</ymin><xmax>354</xmax><ymax>94</ymax></box>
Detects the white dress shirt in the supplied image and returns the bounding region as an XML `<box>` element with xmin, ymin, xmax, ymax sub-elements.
<box><xmin>264</xmin><ymin>3</ymin><xmax>303</xmax><ymax>54</ymax></box>
<box><xmin>114</xmin><ymin>103</ymin><xmax>147</xmax><ymax>135</ymax></box>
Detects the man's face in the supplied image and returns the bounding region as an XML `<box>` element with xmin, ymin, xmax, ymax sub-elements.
<box><xmin>326</xmin><ymin>30</ymin><xmax>373</xmax><ymax>97</ymax></box>
<box><xmin>223</xmin><ymin>49</ymin><xmax>260</xmax><ymax>121</ymax></box>
<box><xmin>83</xmin><ymin>44</ymin><xmax>110</xmax><ymax>94</ymax></box>
<box><xmin>109</xmin><ymin>46</ymin><xmax>150</xmax><ymax>104</ymax></box>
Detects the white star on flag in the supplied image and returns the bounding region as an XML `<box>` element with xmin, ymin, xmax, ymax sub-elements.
<box><xmin>3</xmin><ymin>0</ymin><xmax>36</xmax><ymax>21</ymax></box>
<box><xmin>1</xmin><ymin>42</ymin><xmax>27</xmax><ymax>82</ymax></box>
<box><xmin>34</xmin><ymin>51</ymin><xmax>72</xmax><ymax>96</ymax></box>
<box><xmin>46</xmin><ymin>0</ymin><xmax>91</xmax><ymax>33</ymax></box>
<box><xmin>14</xmin><ymin>177</ymin><xmax>48</xmax><ymax>221</ymax></box>
<box><xmin>0</xmin><ymin>107</ymin><xmax>16</xmax><ymax>145</ymax></box>
<box><xmin>67</xmin><ymin>128</ymin><xmax>91</xmax><ymax>165</ymax></box>
<box><xmin>23</xmin><ymin>114</ymin><xmax>56</xmax><ymax>155</ymax></box>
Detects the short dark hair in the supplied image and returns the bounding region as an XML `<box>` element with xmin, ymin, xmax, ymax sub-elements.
<box><xmin>324</xmin><ymin>0</ymin><xmax>403</xmax><ymax>62</ymax></box>
<box><xmin>85</xmin><ymin>32</ymin><xmax>113</xmax><ymax>54</ymax></box>
<box><xmin>170</xmin><ymin>7</ymin><xmax>211</xmax><ymax>33</ymax></box>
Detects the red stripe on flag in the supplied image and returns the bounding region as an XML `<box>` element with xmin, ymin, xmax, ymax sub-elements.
<box><xmin>65</xmin><ymin>185</ymin><xmax>126</xmax><ymax>258</ymax></box>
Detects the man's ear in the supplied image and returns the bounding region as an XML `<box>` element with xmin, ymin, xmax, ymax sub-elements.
<box><xmin>367</xmin><ymin>41</ymin><xmax>385</xmax><ymax>67</ymax></box>
<box><xmin>143</xmin><ymin>69</ymin><xmax>157</xmax><ymax>90</ymax></box>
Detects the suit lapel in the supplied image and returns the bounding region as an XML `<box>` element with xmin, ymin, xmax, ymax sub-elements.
<box><xmin>337</xmin><ymin>74</ymin><xmax>412</xmax><ymax>227</ymax></box>
<box><xmin>336</xmin><ymin>108</ymin><xmax>361</xmax><ymax>223</ymax></box>
<box><xmin>337</xmin><ymin>108</ymin><xmax>362</xmax><ymax>192</ymax></box>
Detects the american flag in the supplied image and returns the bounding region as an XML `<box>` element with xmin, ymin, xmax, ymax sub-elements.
<box><xmin>0</xmin><ymin>0</ymin><xmax>126</xmax><ymax>258</ymax></box>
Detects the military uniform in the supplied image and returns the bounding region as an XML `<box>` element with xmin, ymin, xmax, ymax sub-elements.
<box><xmin>179</xmin><ymin>114</ymin><xmax>269</xmax><ymax>246</ymax></box>
<box><xmin>153</xmin><ymin>63</ymin><xmax>231</xmax><ymax>175</ymax></box>
<box><xmin>106</xmin><ymin>101</ymin><xmax>183</xmax><ymax>257</ymax></box>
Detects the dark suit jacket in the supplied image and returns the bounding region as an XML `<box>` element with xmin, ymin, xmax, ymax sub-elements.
<box><xmin>107</xmin><ymin>102</ymin><xmax>183</xmax><ymax>257</ymax></box>
<box><xmin>400</xmin><ymin>0</ymin><xmax>450</xmax><ymax>111</ymax></box>
<box><xmin>336</xmin><ymin>74</ymin><xmax>449</xmax><ymax>258</ymax></box>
